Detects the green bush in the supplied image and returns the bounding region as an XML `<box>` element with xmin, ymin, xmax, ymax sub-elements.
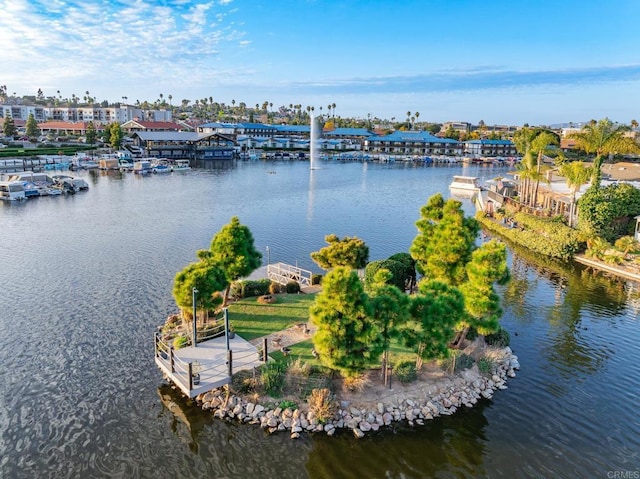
<box><xmin>279</xmin><ymin>399</ymin><xmax>298</xmax><ymax>410</ymax></box>
<box><xmin>476</xmin><ymin>212</ymin><xmax>584</xmax><ymax>260</ymax></box>
<box><xmin>311</xmin><ymin>273</ymin><xmax>323</xmax><ymax>285</ymax></box>
<box><xmin>394</xmin><ymin>361</ymin><xmax>417</xmax><ymax>383</ymax></box>
<box><xmin>261</xmin><ymin>361</ymin><xmax>287</xmax><ymax>397</ymax></box>
<box><xmin>173</xmin><ymin>336</ymin><xmax>189</xmax><ymax>349</ymax></box>
<box><xmin>232</xmin><ymin>279</ymin><xmax>273</xmax><ymax>298</ymax></box>
<box><xmin>268</xmin><ymin>282</ymin><xmax>281</xmax><ymax>294</ymax></box>
<box><xmin>485</xmin><ymin>326</ymin><xmax>511</xmax><ymax>347</ymax></box>
<box><xmin>285</xmin><ymin>281</ymin><xmax>301</xmax><ymax>293</ymax></box>
<box><xmin>477</xmin><ymin>357</ymin><xmax>495</xmax><ymax>375</ymax></box>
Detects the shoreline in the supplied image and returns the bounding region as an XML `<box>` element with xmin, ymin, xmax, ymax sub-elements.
<box><xmin>189</xmin><ymin>345</ymin><xmax>519</xmax><ymax>439</ymax></box>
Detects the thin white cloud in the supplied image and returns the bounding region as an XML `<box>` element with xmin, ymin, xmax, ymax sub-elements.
<box><xmin>0</xmin><ymin>0</ymin><xmax>243</xmax><ymax>95</ymax></box>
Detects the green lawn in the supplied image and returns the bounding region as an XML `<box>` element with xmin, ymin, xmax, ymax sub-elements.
<box><xmin>227</xmin><ymin>293</ymin><xmax>316</xmax><ymax>341</ymax></box>
<box><xmin>227</xmin><ymin>291</ymin><xmax>417</xmax><ymax>367</ymax></box>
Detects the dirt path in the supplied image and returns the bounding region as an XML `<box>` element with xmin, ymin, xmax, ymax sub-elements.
<box><xmin>248</xmin><ymin>322</ymin><xmax>317</xmax><ymax>350</ymax></box>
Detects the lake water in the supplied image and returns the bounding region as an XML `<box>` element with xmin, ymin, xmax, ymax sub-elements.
<box><xmin>0</xmin><ymin>160</ymin><xmax>638</xmax><ymax>478</ymax></box>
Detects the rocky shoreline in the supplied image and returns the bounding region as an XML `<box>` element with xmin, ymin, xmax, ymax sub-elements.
<box><xmin>191</xmin><ymin>346</ymin><xmax>520</xmax><ymax>439</ymax></box>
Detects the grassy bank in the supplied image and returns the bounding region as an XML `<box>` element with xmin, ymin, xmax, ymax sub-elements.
<box><xmin>477</xmin><ymin>211</ymin><xmax>584</xmax><ymax>260</ymax></box>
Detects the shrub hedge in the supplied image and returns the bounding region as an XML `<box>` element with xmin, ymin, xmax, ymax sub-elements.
<box><xmin>477</xmin><ymin>212</ymin><xmax>584</xmax><ymax>260</ymax></box>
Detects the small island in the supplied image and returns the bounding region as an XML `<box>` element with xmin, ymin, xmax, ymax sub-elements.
<box><xmin>156</xmin><ymin>196</ymin><xmax>519</xmax><ymax>438</ymax></box>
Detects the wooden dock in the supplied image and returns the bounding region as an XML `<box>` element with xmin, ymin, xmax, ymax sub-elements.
<box><xmin>154</xmin><ymin>332</ymin><xmax>262</xmax><ymax>399</ymax></box>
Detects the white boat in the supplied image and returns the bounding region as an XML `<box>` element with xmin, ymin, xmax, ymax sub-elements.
<box><xmin>173</xmin><ymin>160</ymin><xmax>191</xmax><ymax>171</ymax></box>
<box><xmin>449</xmin><ymin>175</ymin><xmax>481</xmax><ymax>191</ymax></box>
<box><xmin>151</xmin><ymin>159</ymin><xmax>172</xmax><ymax>174</ymax></box>
<box><xmin>133</xmin><ymin>160</ymin><xmax>152</xmax><ymax>175</ymax></box>
<box><xmin>0</xmin><ymin>181</ymin><xmax>27</xmax><ymax>201</ymax></box>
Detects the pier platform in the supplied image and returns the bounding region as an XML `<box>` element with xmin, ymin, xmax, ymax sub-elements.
<box><xmin>154</xmin><ymin>333</ymin><xmax>262</xmax><ymax>399</ymax></box>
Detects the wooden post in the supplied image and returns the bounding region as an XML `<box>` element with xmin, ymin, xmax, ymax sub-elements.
<box><xmin>188</xmin><ymin>362</ymin><xmax>193</xmax><ymax>391</ymax></box>
<box><xmin>170</xmin><ymin>348</ymin><xmax>175</xmax><ymax>373</ymax></box>
<box><xmin>263</xmin><ymin>337</ymin><xmax>268</xmax><ymax>362</ymax></box>
<box><xmin>227</xmin><ymin>350</ymin><xmax>233</xmax><ymax>377</ymax></box>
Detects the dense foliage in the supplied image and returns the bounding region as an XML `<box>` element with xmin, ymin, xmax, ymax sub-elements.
<box><xmin>230</xmin><ymin>278</ymin><xmax>272</xmax><ymax>298</ymax></box>
<box><xmin>309</xmin><ymin>267</ymin><xmax>378</xmax><ymax>377</ymax></box>
<box><xmin>364</xmin><ymin>259</ymin><xmax>407</xmax><ymax>291</ymax></box>
<box><xmin>459</xmin><ymin>240</ymin><xmax>510</xmax><ymax>335</ymax></box>
<box><xmin>477</xmin><ymin>212</ymin><xmax>583</xmax><ymax>260</ymax></box>
<box><xmin>401</xmin><ymin>280</ymin><xmax>465</xmax><ymax>368</ymax></box>
<box><xmin>172</xmin><ymin>261</ymin><xmax>226</xmax><ymax>316</ymax></box>
<box><xmin>198</xmin><ymin>216</ymin><xmax>263</xmax><ymax>306</ymax></box>
<box><xmin>310</xmin><ymin>234</ymin><xmax>369</xmax><ymax>270</ymax></box>
<box><xmin>578</xmin><ymin>183</ymin><xmax>640</xmax><ymax>242</ymax></box>
<box><xmin>410</xmin><ymin>194</ymin><xmax>479</xmax><ymax>285</ymax></box>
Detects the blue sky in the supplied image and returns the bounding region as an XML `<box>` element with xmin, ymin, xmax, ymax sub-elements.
<box><xmin>1</xmin><ymin>0</ymin><xmax>639</xmax><ymax>125</ymax></box>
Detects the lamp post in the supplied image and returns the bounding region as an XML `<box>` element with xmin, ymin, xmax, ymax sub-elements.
<box><xmin>192</xmin><ymin>287</ymin><xmax>198</xmax><ymax>348</ymax></box>
<box><xmin>266</xmin><ymin>246</ymin><xmax>270</xmax><ymax>265</ymax></box>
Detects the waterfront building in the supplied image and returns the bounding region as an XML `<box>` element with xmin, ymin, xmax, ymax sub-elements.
<box><xmin>0</xmin><ymin>103</ymin><xmax>172</xmax><ymax>125</ymax></box>
<box><xmin>363</xmin><ymin>130</ymin><xmax>461</xmax><ymax>156</ymax></box>
<box><xmin>463</xmin><ymin>139</ymin><xmax>517</xmax><ymax>157</ymax></box>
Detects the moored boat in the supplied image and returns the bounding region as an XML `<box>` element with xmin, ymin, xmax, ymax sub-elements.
<box><xmin>449</xmin><ymin>175</ymin><xmax>481</xmax><ymax>191</ymax></box>
<box><xmin>0</xmin><ymin>181</ymin><xmax>27</xmax><ymax>201</ymax></box>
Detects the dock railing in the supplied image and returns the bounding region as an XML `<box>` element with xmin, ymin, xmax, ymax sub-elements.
<box><xmin>267</xmin><ymin>262</ymin><xmax>312</xmax><ymax>287</ymax></box>
<box><xmin>154</xmin><ymin>331</ymin><xmax>263</xmax><ymax>398</ymax></box>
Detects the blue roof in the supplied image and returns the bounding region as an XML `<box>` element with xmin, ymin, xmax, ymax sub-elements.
<box><xmin>199</xmin><ymin>122</ymin><xmax>277</xmax><ymax>131</ymax></box>
<box><xmin>273</xmin><ymin>125</ymin><xmax>310</xmax><ymax>133</ymax></box>
<box><xmin>464</xmin><ymin>139</ymin><xmax>514</xmax><ymax>145</ymax></box>
<box><xmin>237</xmin><ymin>123</ymin><xmax>277</xmax><ymax>130</ymax></box>
<box><xmin>368</xmin><ymin>131</ymin><xmax>458</xmax><ymax>144</ymax></box>
<box><xmin>324</xmin><ymin>127</ymin><xmax>373</xmax><ymax>137</ymax></box>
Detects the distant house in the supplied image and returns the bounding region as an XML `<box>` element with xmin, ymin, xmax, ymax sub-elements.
<box><xmin>37</xmin><ymin>121</ymin><xmax>104</xmax><ymax>136</ymax></box>
<box><xmin>121</xmin><ymin>120</ymin><xmax>185</xmax><ymax>133</ymax></box>
<box><xmin>442</xmin><ymin>121</ymin><xmax>471</xmax><ymax>134</ymax></box>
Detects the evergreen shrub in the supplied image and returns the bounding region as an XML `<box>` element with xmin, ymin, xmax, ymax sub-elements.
<box><xmin>285</xmin><ymin>281</ymin><xmax>301</xmax><ymax>293</ymax></box>
<box><xmin>485</xmin><ymin>326</ymin><xmax>511</xmax><ymax>347</ymax></box>
<box><xmin>394</xmin><ymin>361</ymin><xmax>418</xmax><ymax>383</ymax></box>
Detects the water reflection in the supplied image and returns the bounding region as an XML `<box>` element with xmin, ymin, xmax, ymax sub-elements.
<box><xmin>306</xmin><ymin>405</ymin><xmax>490</xmax><ymax>479</ymax></box>
<box><xmin>158</xmin><ymin>385</ymin><xmax>213</xmax><ymax>454</ymax></box>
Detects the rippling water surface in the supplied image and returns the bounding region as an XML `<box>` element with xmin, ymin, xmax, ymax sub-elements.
<box><xmin>0</xmin><ymin>160</ymin><xmax>638</xmax><ymax>478</ymax></box>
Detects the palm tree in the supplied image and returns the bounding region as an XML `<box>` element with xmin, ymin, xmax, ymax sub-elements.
<box><xmin>558</xmin><ymin>161</ymin><xmax>593</xmax><ymax>227</ymax></box>
<box><xmin>529</xmin><ymin>131</ymin><xmax>560</xmax><ymax>206</ymax></box>
<box><xmin>570</xmin><ymin>118</ymin><xmax>640</xmax><ymax>188</ymax></box>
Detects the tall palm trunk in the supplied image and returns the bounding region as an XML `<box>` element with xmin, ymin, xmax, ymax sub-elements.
<box><xmin>532</xmin><ymin>151</ymin><xmax>543</xmax><ymax>207</ymax></box>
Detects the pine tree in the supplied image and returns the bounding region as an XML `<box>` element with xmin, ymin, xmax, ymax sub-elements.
<box><xmin>198</xmin><ymin>216</ymin><xmax>262</xmax><ymax>307</ymax></box>
<box><xmin>459</xmin><ymin>240</ymin><xmax>510</xmax><ymax>337</ymax></box>
<box><xmin>25</xmin><ymin>113</ymin><xmax>38</xmax><ymax>139</ymax></box>
<box><xmin>410</xmin><ymin>194</ymin><xmax>479</xmax><ymax>285</ymax></box>
<box><xmin>401</xmin><ymin>280</ymin><xmax>465</xmax><ymax>369</ymax></box>
<box><xmin>172</xmin><ymin>261</ymin><xmax>227</xmax><ymax>328</ymax></box>
<box><xmin>3</xmin><ymin>114</ymin><xmax>16</xmax><ymax>138</ymax></box>
<box><xmin>310</xmin><ymin>266</ymin><xmax>378</xmax><ymax>377</ymax></box>
<box><xmin>311</xmin><ymin>234</ymin><xmax>369</xmax><ymax>270</ymax></box>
